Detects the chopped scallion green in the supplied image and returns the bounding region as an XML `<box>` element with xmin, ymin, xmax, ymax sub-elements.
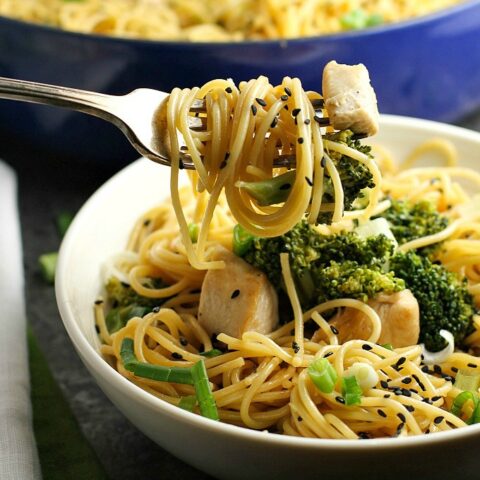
<box><xmin>179</xmin><ymin>395</ymin><xmax>197</xmax><ymax>412</ymax></box>
<box><xmin>342</xmin><ymin>375</ymin><xmax>363</xmax><ymax>405</ymax></box>
<box><xmin>232</xmin><ymin>224</ymin><xmax>255</xmax><ymax>257</ymax></box>
<box><xmin>119</xmin><ymin>338</ymin><xmax>219</xmax><ymax>420</ymax></box>
<box><xmin>451</xmin><ymin>391</ymin><xmax>479</xmax><ymax>424</ymax></box>
<box><xmin>191</xmin><ymin>359</ymin><xmax>219</xmax><ymax>420</ymax></box>
<box><xmin>381</xmin><ymin>343</ymin><xmax>394</xmax><ymax>351</ymax></box>
<box><xmin>308</xmin><ymin>358</ymin><xmax>338</xmax><ymax>393</ymax></box>
<box><xmin>200</xmin><ymin>349</ymin><xmax>223</xmax><ymax>358</ymax></box>
<box><xmin>56</xmin><ymin>211</ymin><xmax>74</xmax><ymax>237</ymax></box>
<box><xmin>188</xmin><ymin>223</ymin><xmax>199</xmax><ymax>243</ymax></box>
<box><xmin>38</xmin><ymin>252</ymin><xmax>58</xmax><ymax>284</ymax></box>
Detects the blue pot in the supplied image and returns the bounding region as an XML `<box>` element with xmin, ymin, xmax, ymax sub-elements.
<box><xmin>0</xmin><ymin>1</ymin><xmax>479</xmax><ymax>166</ymax></box>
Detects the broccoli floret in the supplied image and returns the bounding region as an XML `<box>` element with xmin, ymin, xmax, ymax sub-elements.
<box><xmin>236</xmin><ymin>130</ymin><xmax>374</xmax><ymax>224</ymax></box>
<box><xmin>105</xmin><ymin>277</ymin><xmax>166</xmax><ymax>333</ymax></box>
<box><xmin>313</xmin><ymin>260</ymin><xmax>404</xmax><ymax>304</ymax></box>
<box><xmin>240</xmin><ymin>221</ymin><xmax>399</xmax><ymax>311</ymax></box>
<box><xmin>378</xmin><ymin>199</ymin><xmax>449</xmax><ymax>255</ymax></box>
<box><xmin>390</xmin><ymin>251</ymin><xmax>475</xmax><ymax>351</ymax></box>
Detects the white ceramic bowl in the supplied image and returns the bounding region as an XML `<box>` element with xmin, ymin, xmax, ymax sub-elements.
<box><xmin>56</xmin><ymin>115</ymin><xmax>480</xmax><ymax>480</ymax></box>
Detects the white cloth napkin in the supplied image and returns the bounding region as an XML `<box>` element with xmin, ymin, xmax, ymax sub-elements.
<box><xmin>0</xmin><ymin>160</ymin><xmax>41</xmax><ymax>480</ymax></box>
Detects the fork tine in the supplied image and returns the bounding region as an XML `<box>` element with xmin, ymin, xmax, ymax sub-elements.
<box><xmin>189</xmin><ymin>97</ymin><xmax>325</xmax><ymax>114</ymax></box>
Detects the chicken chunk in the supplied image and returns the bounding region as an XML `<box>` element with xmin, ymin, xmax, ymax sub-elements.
<box><xmin>198</xmin><ymin>246</ymin><xmax>278</xmax><ymax>338</ymax></box>
<box><xmin>312</xmin><ymin>289</ymin><xmax>420</xmax><ymax>348</ymax></box>
<box><xmin>322</xmin><ymin>60</ymin><xmax>379</xmax><ymax>136</ymax></box>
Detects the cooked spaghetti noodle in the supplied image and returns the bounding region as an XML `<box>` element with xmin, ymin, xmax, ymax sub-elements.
<box><xmin>167</xmin><ymin>76</ymin><xmax>381</xmax><ymax>269</ymax></box>
<box><xmin>0</xmin><ymin>0</ymin><xmax>466</xmax><ymax>41</ymax></box>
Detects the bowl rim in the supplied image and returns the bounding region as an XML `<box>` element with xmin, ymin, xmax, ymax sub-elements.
<box><xmin>56</xmin><ymin>114</ymin><xmax>480</xmax><ymax>452</ymax></box>
<box><xmin>2</xmin><ymin>0</ymin><xmax>479</xmax><ymax>48</ymax></box>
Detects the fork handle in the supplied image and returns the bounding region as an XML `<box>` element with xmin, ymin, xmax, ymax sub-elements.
<box><xmin>0</xmin><ymin>76</ymin><xmax>114</xmax><ymax>120</ymax></box>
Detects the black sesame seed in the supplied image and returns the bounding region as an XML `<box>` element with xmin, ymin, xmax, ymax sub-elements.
<box><xmin>292</xmin><ymin>341</ymin><xmax>300</xmax><ymax>353</ymax></box>
<box><xmin>231</xmin><ymin>289</ymin><xmax>240</xmax><ymax>299</ymax></box>
<box><xmin>180</xmin><ymin>337</ymin><xmax>188</xmax><ymax>346</ymax></box>
<box><xmin>335</xmin><ymin>396</ymin><xmax>345</xmax><ymax>404</ymax></box>
<box><xmin>284</xmin><ymin>87</ymin><xmax>292</xmax><ymax>96</ymax></box>
<box><xmin>251</xmin><ymin>104</ymin><xmax>257</xmax><ymax>116</ymax></box>
<box><xmin>152</xmin><ymin>306</ymin><xmax>161</xmax><ymax>313</ymax></box>
<box><xmin>256</xmin><ymin>97</ymin><xmax>267</xmax><ymax>107</ymax></box>
<box><xmin>396</xmin><ymin>357</ymin><xmax>406</xmax><ymax>367</ymax></box>
<box><xmin>425</xmin><ymin>429</ymin><xmax>430</xmax><ymax>434</ymax></box>
<box><xmin>270</xmin><ymin>117</ymin><xmax>278</xmax><ymax>128</ymax></box>
<box><xmin>225</xmin><ymin>87</ymin><xmax>233</xmax><ymax>93</ymax></box>
<box><xmin>94</xmin><ymin>324</ymin><xmax>100</xmax><ymax>333</ymax></box>
<box><xmin>380</xmin><ymin>380</ymin><xmax>389</xmax><ymax>389</ymax></box>
<box><xmin>321</xmin><ymin>157</ymin><xmax>327</xmax><ymax>168</ymax></box>
<box><xmin>377</xmin><ymin>409</ymin><xmax>387</xmax><ymax>418</ymax></box>
<box><xmin>433</xmin><ymin>416</ymin><xmax>444</xmax><ymax>425</ymax></box>
<box><xmin>423</xmin><ymin>398</ymin><xmax>432</xmax><ymax>404</ymax></box>
<box><xmin>279</xmin><ymin>183</ymin><xmax>291</xmax><ymax>191</ymax></box>
<box><xmin>442</xmin><ymin>375</ymin><xmax>454</xmax><ymax>383</ymax></box>
<box><xmin>468</xmin><ymin>363</ymin><xmax>478</xmax><ymax>369</ymax></box>
<box><xmin>362</xmin><ymin>344</ymin><xmax>372</xmax><ymax>351</ymax></box>
<box><xmin>179</xmin><ymin>158</ymin><xmax>185</xmax><ymax>170</ymax></box>
<box><xmin>433</xmin><ymin>365</ymin><xmax>442</xmax><ymax>374</ymax></box>
<box><xmin>401</xmin><ymin>388</ymin><xmax>412</xmax><ymax>397</ymax></box>
<box><xmin>323</xmin><ymin>351</ymin><xmax>333</xmax><ymax>358</ymax></box>
<box><xmin>280</xmin><ymin>94</ymin><xmax>288</xmax><ymax>101</ymax></box>
<box><xmin>330</xmin><ymin>325</ymin><xmax>339</xmax><ymax>335</ymax></box>
<box><xmin>421</xmin><ymin>365</ymin><xmax>430</xmax><ymax>373</ymax></box>
<box><xmin>284</xmin><ymin>105</ymin><xmax>289</xmax><ymax>111</ymax></box>
<box><xmin>143</xmin><ymin>219</ymin><xmax>151</xmax><ymax>227</ymax></box>
<box><xmin>297</xmin><ymin>416</ymin><xmax>302</xmax><ymax>422</ymax></box>
<box><xmin>451</xmin><ymin>366</ymin><xmax>459</xmax><ymax>373</ymax></box>
<box><xmin>411</xmin><ymin>374</ymin><xmax>426</xmax><ymax>392</ymax></box>
<box><xmin>297</xmin><ymin>137</ymin><xmax>304</xmax><ymax>144</ymax></box>
<box><xmin>394</xmin><ymin>388</ymin><xmax>403</xmax><ymax>396</ymax></box>
<box><xmin>409</xmin><ymin>389</ymin><xmax>418</xmax><ymax>395</ymax></box>
<box><xmin>406</xmin><ymin>405</ymin><xmax>415</xmax><ymax>412</ymax></box>
<box><xmin>224</xmin><ymin>151</ymin><xmax>230</xmax><ymax>161</ymax></box>
<box><xmin>305</xmin><ymin>177</ymin><xmax>313</xmax><ymax>187</ymax></box>
<box><xmin>304</xmin><ymin>118</ymin><xmax>311</xmax><ymax>125</ymax></box>
<box><xmin>358</xmin><ymin>432</ymin><xmax>370</xmax><ymax>439</ymax></box>
<box><xmin>292</xmin><ymin>108</ymin><xmax>301</xmax><ymax>117</ymax></box>
<box><xmin>402</xmin><ymin>377</ymin><xmax>412</xmax><ymax>385</ymax></box>
<box><xmin>220</xmin><ymin>160</ymin><xmax>228</xmax><ymax>169</ymax></box>
<box><xmin>94</xmin><ymin>299</ymin><xmax>103</xmax><ymax>305</ymax></box>
<box><xmin>431</xmin><ymin>396</ymin><xmax>442</xmax><ymax>402</ymax></box>
<box><xmin>384</xmin><ymin>394</ymin><xmax>391</xmax><ymax>398</ymax></box>
<box><xmin>172</xmin><ymin>352</ymin><xmax>183</xmax><ymax>360</ymax></box>
<box><xmin>397</xmin><ymin>413</ymin><xmax>406</xmax><ymax>423</ymax></box>
<box><xmin>396</xmin><ymin>423</ymin><xmax>405</xmax><ymax>435</ymax></box>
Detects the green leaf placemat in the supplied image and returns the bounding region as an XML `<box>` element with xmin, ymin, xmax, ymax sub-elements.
<box><xmin>28</xmin><ymin>327</ymin><xmax>110</xmax><ymax>480</ymax></box>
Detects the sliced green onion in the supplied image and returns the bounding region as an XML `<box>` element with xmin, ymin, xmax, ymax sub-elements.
<box><xmin>366</xmin><ymin>13</ymin><xmax>383</xmax><ymax>27</ymax></box>
<box><xmin>56</xmin><ymin>211</ymin><xmax>74</xmax><ymax>237</ymax></box>
<box><xmin>381</xmin><ymin>343</ymin><xmax>394</xmax><ymax>351</ymax></box>
<box><xmin>191</xmin><ymin>360</ymin><xmax>219</xmax><ymax>420</ymax></box>
<box><xmin>342</xmin><ymin>375</ymin><xmax>363</xmax><ymax>405</ymax></box>
<box><xmin>200</xmin><ymin>349</ymin><xmax>223</xmax><ymax>358</ymax></box>
<box><xmin>454</xmin><ymin>370</ymin><xmax>480</xmax><ymax>392</ymax></box>
<box><xmin>178</xmin><ymin>395</ymin><xmax>197</xmax><ymax>412</ymax></box>
<box><xmin>235</xmin><ymin>170</ymin><xmax>295</xmax><ymax>206</ymax></box>
<box><xmin>308</xmin><ymin>358</ymin><xmax>338</xmax><ymax>393</ymax></box>
<box><xmin>120</xmin><ymin>338</ymin><xmax>218</xmax><ymax>420</ymax></box>
<box><xmin>340</xmin><ymin>9</ymin><xmax>383</xmax><ymax>30</ymax></box>
<box><xmin>38</xmin><ymin>252</ymin><xmax>58</xmax><ymax>284</ymax></box>
<box><xmin>451</xmin><ymin>391</ymin><xmax>479</xmax><ymax>424</ymax></box>
<box><xmin>232</xmin><ymin>224</ymin><xmax>255</xmax><ymax>256</ymax></box>
<box><xmin>133</xmin><ymin>362</ymin><xmax>193</xmax><ymax>384</ymax></box>
<box><xmin>120</xmin><ymin>338</ymin><xmax>193</xmax><ymax>384</ymax></box>
<box><xmin>188</xmin><ymin>223</ymin><xmax>199</xmax><ymax>243</ymax></box>
<box><xmin>120</xmin><ymin>337</ymin><xmax>139</xmax><ymax>371</ymax></box>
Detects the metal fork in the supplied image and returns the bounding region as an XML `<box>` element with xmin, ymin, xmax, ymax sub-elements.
<box><xmin>0</xmin><ymin>77</ymin><xmax>328</xmax><ymax>169</ymax></box>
